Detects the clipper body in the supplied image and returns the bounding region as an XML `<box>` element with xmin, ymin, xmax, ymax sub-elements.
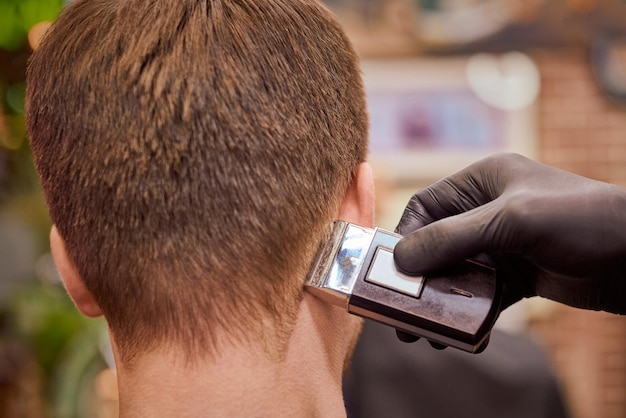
<box><xmin>305</xmin><ymin>221</ymin><xmax>502</xmax><ymax>353</ymax></box>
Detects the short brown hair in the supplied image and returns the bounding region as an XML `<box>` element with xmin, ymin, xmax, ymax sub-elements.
<box><xmin>27</xmin><ymin>0</ymin><xmax>368</xmax><ymax>363</ymax></box>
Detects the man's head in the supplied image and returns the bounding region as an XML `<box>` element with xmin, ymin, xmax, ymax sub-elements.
<box><xmin>27</xmin><ymin>0</ymin><xmax>369</xmax><ymax>364</ymax></box>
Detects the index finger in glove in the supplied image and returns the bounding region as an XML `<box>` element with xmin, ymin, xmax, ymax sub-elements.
<box><xmin>395</xmin><ymin>160</ymin><xmax>505</xmax><ymax>236</ymax></box>
<box><xmin>394</xmin><ymin>204</ymin><xmax>496</xmax><ymax>275</ymax></box>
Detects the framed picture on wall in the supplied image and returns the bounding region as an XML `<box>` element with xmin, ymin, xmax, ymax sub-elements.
<box><xmin>362</xmin><ymin>57</ymin><xmax>538</xmax><ymax>184</ymax></box>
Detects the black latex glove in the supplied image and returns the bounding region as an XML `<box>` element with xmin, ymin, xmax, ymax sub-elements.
<box><xmin>393</xmin><ymin>153</ymin><xmax>626</xmax><ymax>315</ymax></box>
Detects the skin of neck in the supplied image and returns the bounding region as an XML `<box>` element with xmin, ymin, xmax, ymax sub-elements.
<box><xmin>110</xmin><ymin>292</ymin><xmax>363</xmax><ymax>418</ymax></box>
<box><xmin>110</xmin><ymin>162</ymin><xmax>373</xmax><ymax>416</ymax></box>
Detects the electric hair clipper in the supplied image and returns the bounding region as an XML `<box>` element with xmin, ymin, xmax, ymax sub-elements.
<box><xmin>305</xmin><ymin>221</ymin><xmax>502</xmax><ymax>353</ymax></box>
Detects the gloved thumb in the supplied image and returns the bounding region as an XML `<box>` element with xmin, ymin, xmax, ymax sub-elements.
<box><xmin>393</xmin><ymin>207</ymin><xmax>493</xmax><ymax>275</ymax></box>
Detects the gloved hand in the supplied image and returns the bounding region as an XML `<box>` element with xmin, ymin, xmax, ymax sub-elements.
<box><xmin>393</xmin><ymin>153</ymin><xmax>626</xmax><ymax>315</ymax></box>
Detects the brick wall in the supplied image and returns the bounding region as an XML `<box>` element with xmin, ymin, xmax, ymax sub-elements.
<box><xmin>530</xmin><ymin>49</ymin><xmax>626</xmax><ymax>418</ymax></box>
<box><xmin>537</xmin><ymin>50</ymin><xmax>626</xmax><ymax>186</ymax></box>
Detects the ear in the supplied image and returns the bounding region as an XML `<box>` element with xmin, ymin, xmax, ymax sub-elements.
<box><xmin>50</xmin><ymin>226</ymin><xmax>103</xmax><ymax>317</ymax></box>
<box><xmin>337</xmin><ymin>162</ymin><xmax>375</xmax><ymax>228</ymax></box>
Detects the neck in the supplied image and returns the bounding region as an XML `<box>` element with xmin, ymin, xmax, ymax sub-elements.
<box><xmin>113</xmin><ymin>295</ymin><xmax>360</xmax><ymax>418</ymax></box>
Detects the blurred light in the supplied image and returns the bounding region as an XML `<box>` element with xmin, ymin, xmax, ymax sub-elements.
<box><xmin>99</xmin><ymin>331</ymin><xmax>116</xmax><ymax>370</ymax></box>
<box><xmin>0</xmin><ymin>114</ymin><xmax>26</xmax><ymax>150</ymax></box>
<box><xmin>28</xmin><ymin>21</ymin><xmax>52</xmax><ymax>51</ymax></box>
<box><xmin>0</xmin><ymin>111</ymin><xmax>6</xmax><ymax>137</ymax></box>
<box><xmin>35</xmin><ymin>253</ymin><xmax>63</xmax><ymax>284</ymax></box>
<box><xmin>6</xmin><ymin>83</ymin><xmax>26</xmax><ymax>115</ymax></box>
<box><xmin>416</xmin><ymin>1</ymin><xmax>515</xmax><ymax>47</ymax></box>
<box><xmin>466</xmin><ymin>52</ymin><xmax>540</xmax><ymax>110</ymax></box>
<box><xmin>95</xmin><ymin>368</ymin><xmax>118</xmax><ymax>401</ymax></box>
<box><xmin>0</xmin><ymin>2</ymin><xmax>26</xmax><ymax>51</ymax></box>
<box><xmin>0</xmin><ymin>0</ymin><xmax>63</xmax><ymax>51</ymax></box>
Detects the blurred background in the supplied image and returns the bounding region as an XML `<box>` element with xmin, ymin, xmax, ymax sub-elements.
<box><xmin>1</xmin><ymin>0</ymin><xmax>626</xmax><ymax>417</ymax></box>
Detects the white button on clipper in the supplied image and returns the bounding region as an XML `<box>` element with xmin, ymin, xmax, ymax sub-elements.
<box><xmin>365</xmin><ymin>248</ymin><xmax>424</xmax><ymax>298</ymax></box>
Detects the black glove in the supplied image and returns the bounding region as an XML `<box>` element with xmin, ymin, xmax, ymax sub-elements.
<box><xmin>393</xmin><ymin>153</ymin><xmax>626</xmax><ymax>314</ymax></box>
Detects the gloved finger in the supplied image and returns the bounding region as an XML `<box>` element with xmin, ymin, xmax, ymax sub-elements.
<box><xmin>428</xmin><ymin>341</ymin><xmax>447</xmax><ymax>350</ymax></box>
<box><xmin>394</xmin><ymin>204</ymin><xmax>496</xmax><ymax>275</ymax></box>
<box><xmin>394</xmin><ymin>182</ymin><xmax>483</xmax><ymax>236</ymax></box>
<box><xmin>474</xmin><ymin>334</ymin><xmax>490</xmax><ymax>353</ymax></box>
<box><xmin>494</xmin><ymin>254</ymin><xmax>538</xmax><ymax>310</ymax></box>
<box><xmin>531</xmin><ymin>270</ymin><xmax>626</xmax><ymax>314</ymax></box>
<box><xmin>394</xmin><ymin>192</ymin><xmax>435</xmax><ymax>235</ymax></box>
<box><xmin>394</xmin><ymin>160</ymin><xmax>507</xmax><ymax>236</ymax></box>
<box><xmin>395</xmin><ymin>329</ymin><xmax>420</xmax><ymax>343</ymax></box>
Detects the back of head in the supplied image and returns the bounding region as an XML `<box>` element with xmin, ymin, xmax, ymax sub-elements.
<box><xmin>27</xmin><ymin>0</ymin><xmax>368</xmax><ymax>363</ymax></box>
